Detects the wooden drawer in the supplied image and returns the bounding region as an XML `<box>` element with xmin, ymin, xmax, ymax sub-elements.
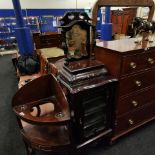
<box><xmin>119</xmin><ymin>68</ymin><xmax>155</xmax><ymax>96</ymax></box>
<box><xmin>117</xmin><ymin>86</ymin><xmax>155</xmax><ymax>115</ymax></box>
<box><xmin>121</xmin><ymin>50</ymin><xmax>155</xmax><ymax>75</ymax></box>
<box><xmin>35</xmin><ymin>34</ymin><xmax>60</xmax><ymax>49</ymax></box>
<box><xmin>115</xmin><ymin>102</ymin><xmax>155</xmax><ymax>135</ymax></box>
<box><xmin>41</xmin><ymin>42</ymin><xmax>60</xmax><ymax>49</ymax></box>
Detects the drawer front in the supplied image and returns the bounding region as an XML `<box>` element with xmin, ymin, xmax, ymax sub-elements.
<box><xmin>115</xmin><ymin>102</ymin><xmax>155</xmax><ymax>135</ymax></box>
<box><xmin>121</xmin><ymin>50</ymin><xmax>155</xmax><ymax>75</ymax></box>
<box><xmin>117</xmin><ymin>86</ymin><xmax>155</xmax><ymax>115</ymax></box>
<box><xmin>119</xmin><ymin>68</ymin><xmax>155</xmax><ymax>96</ymax></box>
<box><xmin>40</xmin><ymin>35</ymin><xmax>60</xmax><ymax>48</ymax></box>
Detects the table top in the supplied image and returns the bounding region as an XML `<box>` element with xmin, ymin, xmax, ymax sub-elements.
<box><xmin>38</xmin><ymin>47</ymin><xmax>64</xmax><ymax>58</ymax></box>
<box><xmin>96</xmin><ymin>38</ymin><xmax>155</xmax><ymax>53</ymax></box>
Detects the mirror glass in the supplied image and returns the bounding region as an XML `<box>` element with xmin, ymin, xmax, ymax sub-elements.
<box><xmin>66</xmin><ymin>24</ymin><xmax>88</xmax><ymax>59</ymax></box>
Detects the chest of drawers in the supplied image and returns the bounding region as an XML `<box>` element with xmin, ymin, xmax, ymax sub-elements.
<box><xmin>95</xmin><ymin>38</ymin><xmax>155</xmax><ymax>141</ymax></box>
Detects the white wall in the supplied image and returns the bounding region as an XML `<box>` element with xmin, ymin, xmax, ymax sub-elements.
<box><xmin>0</xmin><ymin>0</ymin><xmax>13</xmax><ymax>9</ymax></box>
<box><xmin>0</xmin><ymin>0</ymin><xmax>96</xmax><ymax>9</ymax></box>
<box><xmin>0</xmin><ymin>0</ymin><xmax>155</xmax><ymax>20</ymax></box>
<box><xmin>153</xmin><ymin>0</ymin><xmax>155</xmax><ymax>20</ymax></box>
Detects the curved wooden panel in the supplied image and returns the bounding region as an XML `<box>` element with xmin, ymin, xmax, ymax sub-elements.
<box><xmin>12</xmin><ymin>74</ymin><xmax>70</xmax><ymax>125</ymax></box>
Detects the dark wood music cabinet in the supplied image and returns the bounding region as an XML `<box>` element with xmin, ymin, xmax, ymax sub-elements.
<box><xmin>58</xmin><ymin>59</ymin><xmax>117</xmax><ymax>145</ymax></box>
<box><xmin>95</xmin><ymin>38</ymin><xmax>155</xmax><ymax>141</ymax></box>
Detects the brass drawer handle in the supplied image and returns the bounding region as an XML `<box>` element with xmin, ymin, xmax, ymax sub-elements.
<box><xmin>130</xmin><ymin>62</ymin><xmax>137</xmax><ymax>69</ymax></box>
<box><xmin>135</xmin><ymin>80</ymin><xmax>142</xmax><ymax>87</ymax></box>
<box><xmin>129</xmin><ymin>119</ymin><xmax>134</xmax><ymax>125</ymax></box>
<box><xmin>148</xmin><ymin>57</ymin><xmax>154</xmax><ymax>65</ymax></box>
<box><xmin>132</xmin><ymin>100</ymin><xmax>138</xmax><ymax>107</ymax></box>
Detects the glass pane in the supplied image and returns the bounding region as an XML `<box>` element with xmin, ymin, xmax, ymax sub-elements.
<box><xmin>66</xmin><ymin>24</ymin><xmax>88</xmax><ymax>59</ymax></box>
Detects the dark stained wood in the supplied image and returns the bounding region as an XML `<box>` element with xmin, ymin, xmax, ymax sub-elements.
<box><xmin>12</xmin><ymin>74</ymin><xmax>73</xmax><ymax>154</ymax></box>
<box><xmin>12</xmin><ymin>74</ymin><xmax>70</xmax><ymax>124</ymax></box>
<box><xmin>117</xmin><ymin>86</ymin><xmax>155</xmax><ymax>115</ymax></box>
<box><xmin>58</xmin><ymin>69</ymin><xmax>117</xmax><ymax>143</ymax></box>
<box><xmin>95</xmin><ymin>38</ymin><xmax>155</xmax><ymax>141</ymax></box>
<box><xmin>95</xmin><ymin>46</ymin><xmax>122</xmax><ymax>78</ymax></box>
<box><xmin>92</xmin><ymin>0</ymin><xmax>155</xmax><ymax>26</ymax></box>
<box><xmin>119</xmin><ymin>68</ymin><xmax>155</xmax><ymax>96</ymax></box>
<box><xmin>59</xmin><ymin>11</ymin><xmax>96</xmax><ymax>63</ymax></box>
<box><xmin>95</xmin><ymin>38</ymin><xmax>155</xmax><ymax>77</ymax></box>
<box><xmin>63</xmin><ymin>59</ymin><xmax>104</xmax><ymax>74</ymax></box>
<box><xmin>33</xmin><ymin>32</ymin><xmax>61</xmax><ymax>49</ymax></box>
<box><xmin>76</xmin><ymin>129</ymin><xmax>112</xmax><ymax>149</ymax></box>
<box><xmin>57</xmin><ymin>11</ymin><xmax>118</xmax><ymax>145</ymax></box>
<box><xmin>121</xmin><ymin>50</ymin><xmax>155</xmax><ymax>75</ymax></box>
<box><xmin>114</xmin><ymin>101</ymin><xmax>155</xmax><ymax>135</ymax></box>
<box><xmin>21</xmin><ymin>125</ymin><xmax>71</xmax><ymax>149</ymax></box>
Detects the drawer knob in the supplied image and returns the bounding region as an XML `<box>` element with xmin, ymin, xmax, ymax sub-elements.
<box><xmin>135</xmin><ymin>80</ymin><xmax>142</xmax><ymax>87</ymax></box>
<box><xmin>148</xmin><ymin>57</ymin><xmax>154</xmax><ymax>65</ymax></box>
<box><xmin>129</xmin><ymin>119</ymin><xmax>134</xmax><ymax>125</ymax></box>
<box><xmin>132</xmin><ymin>100</ymin><xmax>138</xmax><ymax>107</ymax></box>
<box><xmin>130</xmin><ymin>62</ymin><xmax>137</xmax><ymax>69</ymax></box>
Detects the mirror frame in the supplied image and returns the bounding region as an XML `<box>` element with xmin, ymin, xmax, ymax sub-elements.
<box><xmin>92</xmin><ymin>0</ymin><xmax>155</xmax><ymax>26</ymax></box>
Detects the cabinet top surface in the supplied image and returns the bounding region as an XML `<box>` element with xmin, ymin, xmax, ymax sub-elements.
<box><xmin>96</xmin><ymin>38</ymin><xmax>155</xmax><ymax>53</ymax></box>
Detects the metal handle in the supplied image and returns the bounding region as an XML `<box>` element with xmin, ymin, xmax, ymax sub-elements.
<box><xmin>129</xmin><ymin>119</ymin><xmax>134</xmax><ymax>125</ymax></box>
<box><xmin>135</xmin><ymin>80</ymin><xmax>142</xmax><ymax>87</ymax></box>
<box><xmin>148</xmin><ymin>57</ymin><xmax>154</xmax><ymax>65</ymax></box>
<box><xmin>132</xmin><ymin>100</ymin><xmax>138</xmax><ymax>107</ymax></box>
<box><xmin>130</xmin><ymin>62</ymin><xmax>137</xmax><ymax>69</ymax></box>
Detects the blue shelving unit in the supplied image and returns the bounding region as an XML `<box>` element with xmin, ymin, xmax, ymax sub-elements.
<box><xmin>25</xmin><ymin>16</ymin><xmax>40</xmax><ymax>33</ymax></box>
<box><xmin>0</xmin><ymin>16</ymin><xmax>40</xmax><ymax>49</ymax></box>
<box><xmin>39</xmin><ymin>15</ymin><xmax>59</xmax><ymax>33</ymax></box>
<box><xmin>0</xmin><ymin>8</ymin><xmax>87</xmax><ymax>50</ymax></box>
<box><xmin>0</xmin><ymin>17</ymin><xmax>17</xmax><ymax>50</ymax></box>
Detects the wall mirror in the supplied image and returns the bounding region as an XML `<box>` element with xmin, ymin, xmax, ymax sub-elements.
<box><xmin>92</xmin><ymin>0</ymin><xmax>155</xmax><ymax>38</ymax></box>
